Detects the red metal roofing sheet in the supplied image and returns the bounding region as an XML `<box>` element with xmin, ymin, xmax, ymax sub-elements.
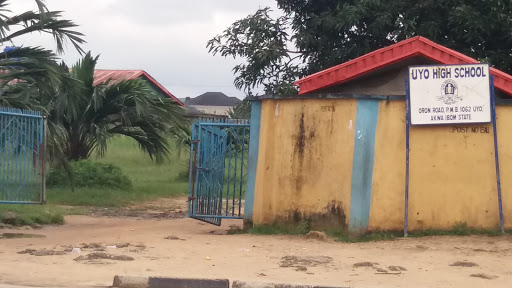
<box><xmin>93</xmin><ymin>70</ymin><xmax>143</xmax><ymax>86</ymax></box>
<box><xmin>93</xmin><ymin>70</ymin><xmax>183</xmax><ymax>106</ymax></box>
<box><xmin>295</xmin><ymin>36</ymin><xmax>512</xmax><ymax>97</ymax></box>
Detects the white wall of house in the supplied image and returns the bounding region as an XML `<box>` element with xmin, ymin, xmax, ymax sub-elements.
<box><xmin>189</xmin><ymin>105</ymin><xmax>234</xmax><ymax>116</ymax></box>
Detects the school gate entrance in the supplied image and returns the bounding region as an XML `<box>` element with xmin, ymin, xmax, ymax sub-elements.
<box><xmin>0</xmin><ymin>107</ymin><xmax>46</xmax><ymax>204</ymax></box>
<box><xmin>188</xmin><ymin>119</ymin><xmax>250</xmax><ymax>225</ymax></box>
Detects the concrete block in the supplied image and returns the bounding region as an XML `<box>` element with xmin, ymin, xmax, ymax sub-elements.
<box><xmin>232</xmin><ymin>281</ymin><xmax>348</xmax><ymax>288</ymax></box>
<box><xmin>112</xmin><ymin>275</ymin><xmax>149</xmax><ymax>288</ymax></box>
<box><xmin>147</xmin><ymin>277</ymin><xmax>229</xmax><ymax>288</ymax></box>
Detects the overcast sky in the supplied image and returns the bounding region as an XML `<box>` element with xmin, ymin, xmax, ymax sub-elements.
<box><xmin>10</xmin><ymin>0</ymin><xmax>280</xmax><ymax>99</ymax></box>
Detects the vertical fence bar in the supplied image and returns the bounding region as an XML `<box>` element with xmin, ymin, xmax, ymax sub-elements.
<box><xmin>22</xmin><ymin>116</ymin><xmax>27</xmax><ymax>202</ymax></box>
<box><xmin>490</xmin><ymin>76</ymin><xmax>505</xmax><ymax>233</ymax></box>
<box><xmin>218</xmin><ymin>129</ymin><xmax>226</xmax><ymax>216</ymax></box>
<box><xmin>232</xmin><ymin>127</ymin><xmax>239</xmax><ymax>216</ymax></box>
<box><xmin>239</xmin><ymin>126</ymin><xmax>246</xmax><ymax>216</ymax></box>
<box><xmin>208</xmin><ymin>125</ymin><xmax>215</xmax><ymax>216</ymax></box>
<box><xmin>3</xmin><ymin>113</ymin><xmax>7</xmax><ymax>200</ymax></box>
<box><xmin>41</xmin><ymin>116</ymin><xmax>47</xmax><ymax>203</ymax></box>
<box><xmin>30</xmin><ymin>116</ymin><xmax>34</xmax><ymax>201</ymax></box>
<box><xmin>27</xmin><ymin>116</ymin><xmax>31</xmax><ymax>201</ymax></box>
<box><xmin>226</xmin><ymin>128</ymin><xmax>232</xmax><ymax>216</ymax></box>
<box><xmin>1</xmin><ymin>113</ymin><xmax>4</xmax><ymax>199</ymax></box>
<box><xmin>0</xmin><ymin>108</ymin><xmax>44</xmax><ymax>204</ymax></box>
<box><xmin>188</xmin><ymin>118</ymin><xmax>250</xmax><ymax>223</ymax></box>
<box><xmin>404</xmin><ymin>79</ymin><xmax>411</xmax><ymax>237</ymax></box>
<box><xmin>9</xmin><ymin>112</ymin><xmax>14</xmax><ymax>201</ymax></box>
<box><xmin>193</xmin><ymin>123</ymin><xmax>203</xmax><ymax>216</ymax></box>
<box><xmin>12</xmin><ymin>114</ymin><xmax>17</xmax><ymax>201</ymax></box>
<box><xmin>187</xmin><ymin>122</ymin><xmax>196</xmax><ymax>218</ymax></box>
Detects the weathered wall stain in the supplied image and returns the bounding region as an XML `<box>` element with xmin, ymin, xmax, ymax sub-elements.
<box><xmin>292</xmin><ymin>109</ymin><xmax>317</xmax><ymax>192</ymax></box>
<box><xmin>296</xmin><ymin>113</ymin><xmax>306</xmax><ymax>159</ymax></box>
<box><xmin>273</xmin><ymin>200</ymin><xmax>348</xmax><ymax>232</ymax></box>
<box><xmin>252</xmin><ymin>99</ymin><xmax>356</xmax><ymax>228</ymax></box>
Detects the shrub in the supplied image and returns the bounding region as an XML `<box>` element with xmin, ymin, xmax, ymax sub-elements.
<box><xmin>176</xmin><ymin>169</ymin><xmax>190</xmax><ymax>182</ymax></box>
<box><xmin>0</xmin><ymin>205</ymin><xmax>66</xmax><ymax>226</ymax></box>
<box><xmin>47</xmin><ymin>160</ymin><xmax>132</xmax><ymax>190</ymax></box>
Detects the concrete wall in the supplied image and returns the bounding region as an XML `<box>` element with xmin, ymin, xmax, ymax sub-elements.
<box><xmin>496</xmin><ymin>106</ymin><xmax>512</xmax><ymax>230</ymax></box>
<box><xmin>369</xmin><ymin>102</ymin><xmax>512</xmax><ymax>231</ymax></box>
<box><xmin>252</xmin><ymin>99</ymin><xmax>357</xmax><ymax>229</ymax></box>
<box><xmin>251</xmin><ymin>98</ymin><xmax>512</xmax><ymax>232</ymax></box>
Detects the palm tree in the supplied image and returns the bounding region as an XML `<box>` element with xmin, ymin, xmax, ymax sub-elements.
<box><xmin>54</xmin><ymin>53</ymin><xmax>188</xmax><ymax>163</ymax></box>
<box><xmin>0</xmin><ymin>0</ymin><xmax>85</xmax><ymax>54</ymax></box>
<box><xmin>0</xmin><ymin>0</ymin><xmax>85</xmax><ymax>109</ymax></box>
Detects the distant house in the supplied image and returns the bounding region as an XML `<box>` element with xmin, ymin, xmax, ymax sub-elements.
<box><xmin>181</xmin><ymin>92</ymin><xmax>241</xmax><ymax>116</ymax></box>
<box><xmin>183</xmin><ymin>105</ymin><xmax>229</xmax><ymax>120</ymax></box>
<box><xmin>93</xmin><ymin>70</ymin><xmax>183</xmax><ymax>106</ymax></box>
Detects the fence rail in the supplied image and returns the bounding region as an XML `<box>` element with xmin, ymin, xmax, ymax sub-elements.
<box><xmin>188</xmin><ymin>118</ymin><xmax>250</xmax><ymax>225</ymax></box>
<box><xmin>0</xmin><ymin>107</ymin><xmax>46</xmax><ymax>204</ymax></box>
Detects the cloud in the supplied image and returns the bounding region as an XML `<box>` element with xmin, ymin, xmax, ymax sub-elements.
<box><xmin>8</xmin><ymin>0</ymin><xmax>279</xmax><ymax>98</ymax></box>
<box><xmin>109</xmin><ymin>0</ymin><xmax>273</xmax><ymax>25</ymax></box>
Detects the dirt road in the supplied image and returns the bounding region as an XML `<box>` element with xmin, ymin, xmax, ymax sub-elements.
<box><xmin>1</xmin><ymin>210</ymin><xmax>511</xmax><ymax>287</ymax></box>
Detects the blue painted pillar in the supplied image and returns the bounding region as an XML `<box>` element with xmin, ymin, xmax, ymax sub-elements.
<box><xmin>244</xmin><ymin>100</ymin><xmax>262</xmax><ymax>228</ymax></box>
<box><xmin>348</xmin><ymin>99</ymin><xmax>380</xmax><ymax>235</ymax></box>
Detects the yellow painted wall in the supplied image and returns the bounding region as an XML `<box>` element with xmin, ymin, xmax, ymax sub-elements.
<box><xmin>408</xmin><ymin>123</ymin><xmax>498</xmax><ymax>230</ymax></box>
<box><xmin>496</xmin><ymin>106</ymin><xmax>512</xmax><ymax>229</ymax></box>
<box><xmin>368</xmin><ymin>101</ymin><xmax>406</xmax><ymax>230</ymax></box>
<box><xmin>252</xmin><ymin>99</ymin><xmax>357</xmax><ymax>228</ymax></box>
<box><xmin>370</xmin><ymin>102</ymin><xmax>503</xmax><ymax>230</ymax></box>
<box><xmin>254</xmin><ymin>98</ymin><xmax>511</xmax><ymax>231</ymax></box>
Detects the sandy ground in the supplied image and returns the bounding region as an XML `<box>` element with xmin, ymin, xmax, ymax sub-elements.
<box><xmin>1</xmin><ymin>201</ymin><xmax>512</xmax><ymax>288</ymax></box>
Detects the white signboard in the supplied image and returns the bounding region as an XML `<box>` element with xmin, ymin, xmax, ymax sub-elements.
<box><xmin>408</xmin><ymin>64</ymin><xmax>491</xmax><ymax>125</ymax></box>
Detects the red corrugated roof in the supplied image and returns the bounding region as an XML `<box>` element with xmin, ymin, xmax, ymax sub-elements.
<box><xmin>295</xmin><ymin>36</ymin><xmax>512</xmax><ymax>97</ymax></box>
<box><xmin>93</xmin><ymin>70</ymin><xmax>183</xmax><ymax>105</ymax></box>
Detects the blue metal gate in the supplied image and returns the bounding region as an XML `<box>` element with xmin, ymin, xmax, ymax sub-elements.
<box><xmin>188</xmin><ymin>119</ymin><xmax>250</xmax><ymax>225</ymax></box>
<box><xmin>0</xmin><ymin>107</ymin><xmax>46</xmax><ymax>204</ymax></box>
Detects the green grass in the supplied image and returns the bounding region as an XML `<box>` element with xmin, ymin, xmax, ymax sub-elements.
<box><xmin>46</xmin><ymin>136</ymin><xmax>190</xmax><ymax>207</ymax></box>
<box><xmin>0</xmin><ymin>204</ymin><xmax>85</xmax><ymax>226</ymax></box>
<box><xmin>246</xmin><ymin>223</ymin><xmax>311</xmax><ymax>236</ymax></box>
<box><xmin>240</xmin><ymin>222</ymin><xmax>512</xmax><ymax>242</ymax></box>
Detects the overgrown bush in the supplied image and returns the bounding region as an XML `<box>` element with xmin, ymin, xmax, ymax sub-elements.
<box><xmin>47</xmin><ymin>161</ymin><xmax>132</xmax><ymax>190</ymax></box>
<box><xmin>176</xmin><ymin>169</ymin><xmax>190</xmax><ymax>182</ymax></box>
<box><xmin>0</xmin><ymin>206</ymin><xmax>65</xmax><ymax>226</ymax></box>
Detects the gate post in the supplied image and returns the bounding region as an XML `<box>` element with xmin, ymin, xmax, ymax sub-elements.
<box><xmin>244</xmin><ymin>100</ymin><xmax>261</xmax><ymax>229</ymax></box>
<box><xmin>40</xmin><ymin>116</ymin><xmax>47</xmax><ymax>204</ymax></box>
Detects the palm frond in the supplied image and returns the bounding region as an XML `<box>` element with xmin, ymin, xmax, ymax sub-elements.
<box><xmin>0</xmin><ymin>2</ymin><xmax>85</xmax><ymax>54</ymax></box>
<box><xmin>0</xmin><ymin>46</ymin><xmax>63</xmax><ymax>90</ymax></box>
<box><xmin>54</xmin><ymin>55</ymin><xmax>188</xmax><ymax>163</ymax></box>
<box><xmin>0</xmin><ymin>46</ymin><xmax>65</xmax><ymax>111</ymax></box>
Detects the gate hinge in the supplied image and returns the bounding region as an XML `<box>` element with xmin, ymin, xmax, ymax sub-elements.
<box><xmin>188</xmin><ymin>197</ymin><xmax>196</xmax><ymax>202</ymax></box>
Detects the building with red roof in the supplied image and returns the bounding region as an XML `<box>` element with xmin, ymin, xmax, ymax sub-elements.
<box><xmin>244</xmin><ymin>36</ymin><xmax>512</xmax><ymax>235</ymax></box>
<box><xmin>93</xmin><ymin>70</ymin><xmax>183</xmax><ymax>106</ymax></box>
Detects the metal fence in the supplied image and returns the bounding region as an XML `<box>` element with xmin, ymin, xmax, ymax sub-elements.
<box><xmin>188</xmin><ymin>118</ymin><xmax>250</xmax><ymax>225</ymax></box>
<box><xmin>0</xmin><ymin>107</ymin><xmax>46</xmax><ymax>204</ymax></box>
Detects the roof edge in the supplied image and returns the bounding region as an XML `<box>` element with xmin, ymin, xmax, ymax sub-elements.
<box><xmin>141</xmin><ymin>72</ymin><xmax>184</xmax><ymax>106</ymax></box>
<box><xmin>294</xmin><ymin>36</ymin><xmax>512</xmax><ymax>97</ymax></box>
<box><xmin>295</xmin><ymin>36</ymin><xmax>423</xmax><ymax>85</ymax></box>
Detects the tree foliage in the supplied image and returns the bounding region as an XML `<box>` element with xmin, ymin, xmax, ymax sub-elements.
<box><xmin>0</xmin><ymin>0</ymin><xmax>86</xmax><ymax>109</ymax></box>
<box><xmin>207</xmin><ymin>8</ymin><xmax>299</xmax><ymax>96</ymax></box>
<box><xmin>208</xmin><ymin>0</ymin><xmax>512</xmax><ymax>95</ymax></box>
<box><xmin>228</xmin><ymin>99</ymin><xmax>251</xmax><ymax>119</ymax></box>
<box><xmin>56</xmin><ymin>53</ymin><xmax>188</xmax><ymax>162</ymax></box>
<box><xmin>0</xmin><ymin>0</ymin><xmax>85</xmax><ymax>54</ymax></box>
